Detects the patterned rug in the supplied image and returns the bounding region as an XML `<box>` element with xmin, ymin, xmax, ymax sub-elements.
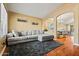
<box><xmin>8</xmin><ymin>40</ymin><xmax>63</xmax><ymax>56</ymax></box>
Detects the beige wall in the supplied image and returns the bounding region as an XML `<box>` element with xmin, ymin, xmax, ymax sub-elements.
<box><xmin>42</xmin><ymin>18</ymin><xmax>55</xmax><ymax>34</ymax></box>
<box><xmin>8</xmin><ymin>11</ymin><xmax>42</xmax><ymax>32</ymax></box>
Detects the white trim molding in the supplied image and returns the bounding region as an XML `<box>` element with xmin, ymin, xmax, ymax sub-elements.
<box><xmin>0</xmin><ymin>45</ymin><xmax>6</xmax><ymax>56</ymax></box>
<box><xmin>73</xmin><ymin>43</ymin><xmax>79</xmax><ymax>46</ymax></box>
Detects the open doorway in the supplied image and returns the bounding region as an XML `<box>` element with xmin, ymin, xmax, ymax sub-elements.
<box><xmin>57</xmin><ymin>12</ymin><xmax>74</xmax><ymax>43</ymax></box>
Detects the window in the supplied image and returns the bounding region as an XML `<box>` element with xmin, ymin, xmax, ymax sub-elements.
<box><xmin>0</xmin><ymin>4</ymin><xmax>7</xmax><ymax>37</ymax></box>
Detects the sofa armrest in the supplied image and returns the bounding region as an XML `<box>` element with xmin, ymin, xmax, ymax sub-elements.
<box><xmin>7</xmin><ymin>33</ymin><xmax>13</xmax><ymax>38</ymax></box>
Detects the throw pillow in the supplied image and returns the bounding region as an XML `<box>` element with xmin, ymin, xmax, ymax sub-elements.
<box><xmin>21</xmin><ymin>31</ymin><xmax>26</xmax><ymax>36</ymax></box>
<box><xmin>12</xmin><ymin>30</ymin><xmax>19</xmax><ymax>37</ymax></box>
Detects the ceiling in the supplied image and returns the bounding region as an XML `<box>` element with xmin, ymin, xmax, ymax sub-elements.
<box><xmin>5</xmin><ymin>3</ymin><xmax>62</xmax><ymax>18</ymax></box>
<box><xmin>57</xmin><ymin>12</ymin><xmax>74</xmax><ymax>24</ymax></box>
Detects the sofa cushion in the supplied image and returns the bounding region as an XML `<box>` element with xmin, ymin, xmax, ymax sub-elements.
<box><xmin>26</xmin><ymin>32</ymin><xmax>28</xmax><ymax>35</ymax></box>
<box><xmin>31</xmin><ymin>30</ymin><xmax>35</xmax><ymax>35</ymax></box>
<box><xmin>33</xmin><ymin>30</ymin><xmax>37</xmax><ymax>35</ymax></box>
<box><xmin>7</xmin><ymin>33</ymin><xmax>13</xmax><ymax>38</ymax></box>
<box><xmin>8</xmin><ymin>36</ymin><xmax>28</xmax><ymax>41</ymax></box>
<box><xmin>28</xmin><ymin>31</ymin><xmax>32</xmax><ymax>35</ymax></box>
<box><xmin>36</xmin><ymin>30</ymin><xmax>40</xmax><ymax>34</ymax></box>
<box><xmin>40</xmin><ymin>30</ymin><xmax>44</xmax><ymax>34</ymax></box>
<box><xmin>18</xmin><ymin>32</ymin><xmax>22</xmax><ymax>36</ymax></box>
<box><xmin>21</xmin><ymin>31</ymin><xmax>27</xmax><ymax>36</ymax></box>
<box><xmin>7</xmin><ymin>35</ymin><xmax>38</xmax><ymax>45</ymax></box>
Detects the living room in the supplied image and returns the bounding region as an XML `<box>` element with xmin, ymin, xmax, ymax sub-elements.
<box><xmin>0</xmin><ymin>3</ymin><xmax>79</xmax><ymax>56</ymax></box>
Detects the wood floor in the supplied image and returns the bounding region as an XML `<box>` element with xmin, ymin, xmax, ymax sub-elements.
<box><xmin>73</xmin><ymin>45</ymin><xmax>79</xmax><ymax>56</ymax></box>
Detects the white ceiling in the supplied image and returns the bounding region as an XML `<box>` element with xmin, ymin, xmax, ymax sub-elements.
<box><xmin>57</xmin><ymin>12</ymin><xmax>74</xmax><ymax>24</ymax></box>
<box><xmin>5</xmin><ymin>3</ymin><xmax>62</xmax><ymax>18</ymax></box>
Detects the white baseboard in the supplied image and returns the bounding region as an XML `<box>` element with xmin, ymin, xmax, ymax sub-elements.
<box><xmin>0</xmin><ymin>45</ymin><xmax>6</xmax><ymax>56</ymax></box>
<box><xmin>73</xmin><ymin>43</ymin><xmax>79</xmax><ymax>46</ymax></box>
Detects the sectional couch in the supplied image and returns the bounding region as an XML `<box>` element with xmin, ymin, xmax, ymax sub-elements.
<box><xmin>6</xmin><ymin>30</ymin><xmax>54</xmax><ymax>45</ymax></box>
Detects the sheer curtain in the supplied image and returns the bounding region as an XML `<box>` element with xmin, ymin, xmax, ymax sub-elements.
<box><xmin>0</xmin><ymin>4</ymin><xmax>8</xmax><ymax>37</ymax></box>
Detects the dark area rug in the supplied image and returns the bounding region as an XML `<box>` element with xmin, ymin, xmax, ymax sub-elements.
<box><xmin>8</xmin><ymin>40</ymin><xmax>63</xmax><ymax>56</ymax></box>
